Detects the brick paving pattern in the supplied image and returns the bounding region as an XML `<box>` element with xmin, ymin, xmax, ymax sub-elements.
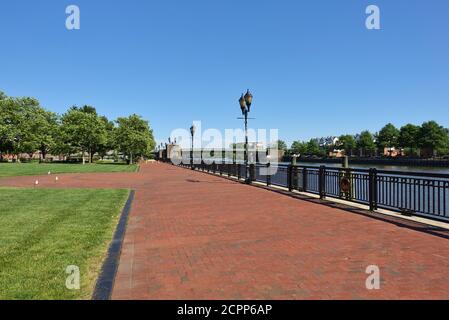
<box><xmin>2</xmin><ymin>162</ymin><xmax>449</xmax><ymax>299</ymax></box>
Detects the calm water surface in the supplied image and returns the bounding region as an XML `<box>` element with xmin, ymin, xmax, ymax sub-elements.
<box><xmin>288</xmin><ymin>162</ymin><xmax>449</xmax><ymax>175</ymax></box>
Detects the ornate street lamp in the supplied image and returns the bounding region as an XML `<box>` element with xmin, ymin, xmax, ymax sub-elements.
<box><xmin>244</xmin><ymin>89</ymin><xmax>253</xmax><ymax>111</ymax></box>
<box><xmin>238</xmin><ymin>89</ymin><xmax>254</xmax><ymax>183</ymax></box>
<box><xmin>190</xmin><ymin>124</ymin><xmax>196</xmax><ymax>169</ymax></box>
<box><xmin>239</xmin><ymin>94</ymin><xmax>246</xmax><ymax>114</ymax></box>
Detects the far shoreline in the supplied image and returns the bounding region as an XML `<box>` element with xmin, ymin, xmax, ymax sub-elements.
<box><xmin>283</xmin><ymin>156</ymin><xmax>449</xmax><ymax>168</ymax></box>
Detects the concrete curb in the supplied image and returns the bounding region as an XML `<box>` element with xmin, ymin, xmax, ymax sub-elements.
<box><xmin>92</xmin><ymin>189</ymin><xmax>135</xmax><ymax>300</ymax></box>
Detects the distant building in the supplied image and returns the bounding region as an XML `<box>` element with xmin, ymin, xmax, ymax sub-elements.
<box><xmin>328</xmin><ymin>149</ymin><xmax>345</xmax><ymax>158</ymax></box>
<box><xmin>383</xmin><ymin>147</ymin><xmax>405</xmax><ymax>157</ymax></box>
<box><xmin>315</xmin><ymin>136</ymin><xmax>339</xmax><ymax>147</ymax></box>
<box><xmin>0</xmin><ymin>152</ymin><xmax>65</xmax><ymax>162</ymax></box>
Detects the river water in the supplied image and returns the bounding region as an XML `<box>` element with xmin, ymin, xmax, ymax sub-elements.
<box><xmin>283</xmin><ymin>161</ymin><xmax>449</xmax><ymax>175</ymax></box>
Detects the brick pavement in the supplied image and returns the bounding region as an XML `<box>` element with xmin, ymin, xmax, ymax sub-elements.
<box><xmin>2</xmin><ymin>162</ymin><xmax>449</xmax><ymax>299</ymax></box>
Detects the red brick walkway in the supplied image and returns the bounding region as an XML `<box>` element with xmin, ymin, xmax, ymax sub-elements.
<box><xmin>2</xmin><ymin>163</ymin><xmax>449</xmax><ymax>299</ymax></box>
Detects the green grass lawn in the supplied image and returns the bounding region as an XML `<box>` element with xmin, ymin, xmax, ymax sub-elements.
<box><xmin>0</xmin><ymin>162</ymin><xmax>138</xmax><ymax>178</ymax></box>
<box><xmin>0</xmin><ymin>187</ymin><xmax>130</xmax><ymax>300</ymax></box>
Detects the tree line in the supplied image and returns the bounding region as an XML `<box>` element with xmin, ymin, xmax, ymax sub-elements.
<box><xmin>276</xmin><ymin>121</ymin><xmax>449</xmax><ymax>158</ymax></box>
<box><xmin>0</xmin><ymin>91</ymin><xmax>156</xmax><ymax>164</ymax></box>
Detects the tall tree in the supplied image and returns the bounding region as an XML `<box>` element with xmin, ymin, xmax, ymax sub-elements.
<box><xmin>37</xmin><ymin>109</ymin><xmax>58</xmax><ymax>161</ymax></box>
<box><xmin>377</xmin><ymin>123</ymin><xmax>400</xmax><ymax>156</ymax></box>
<box><xmin>398</xmin><ymin>124</ymin><xmax>420</xmax><ymax>156</ymax></box>
<box><xmin>306</xmin><ymin>139</ymin><xmax>324</xmax><ymax>157</ymax></box>
<box><xmin>114</xmin><ymin>114</ymin><xmax>155</xmax><ymax>164</ymax></box>
<box><xmin>0</xmin><ymin>93</ymin><xmax>15</xmax><ymax>159</ymax></box>
<box><xmin>60</xmin><ymin>108</ymin><xmax>107</xmax><ymax>164</ymax></box>
<box><xmin>0</xmin><ymin>96</ymin><xmax>42</xmax><ymax>161</ymax></box>
<box><xmin>418</xmin><ymin>121</ymin><xmax>449</xmax><ymax>157</ymax></box>
<box><xmin>71</xmin><ymin>105</ymin><xmax>97</xmax><ymax>115</ymax></box>
<box><xmin>357</xmin><ymin>131</ymin><xmax>376</xmax><ymax>157</ymax></box>
<box><xmin>290</xmin><ymin>141</ymin><xmax>307</xmax><ymax>156</ymax></box>
<box><xmin>338</xmin><ymin>134</ymin><xmax>357</xmax><ymax>156</ymax></box>
<box><xmin>97</xmin><ymin>116</ymin><xmax>116</xmax><ymax>160</ymax></box>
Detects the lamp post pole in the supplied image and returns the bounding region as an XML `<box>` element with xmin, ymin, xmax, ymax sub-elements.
<box><xmin>244</xmin><ymin>110</ymin><xmax>248</xmax><ymax>178</ymax></box>
<box><xmin>190</xmin><ymin>125</ymin><xmax>196</xmax><ymax>170</ymax></box>
<box><xmin>239</xmin><ymin>90</ymin><xmax>253</xmax><ymax>183</ymax></box>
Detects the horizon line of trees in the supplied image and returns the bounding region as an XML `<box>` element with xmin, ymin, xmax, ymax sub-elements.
<box><xmin>0</xmin><ymin>90</ymin><xmax>156</xmax><ymax>164</ymax></box>
<box><xmin>275</xmin><ymin>121</ymin><xmax>449</xmax><ymax>158</ymax></box>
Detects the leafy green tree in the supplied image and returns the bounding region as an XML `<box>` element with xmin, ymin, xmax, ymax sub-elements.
<box><xmin>398</xmin><ymin>124</ymin><xmax>420</xmax><ymax>156</ymax></box>
<box><xmin>19</xmin><ymin>104</ymin><xmax>59</xmax><ymax>161</ymax></box>
<box><xmin>17</xmin><ymin>98</ymin><xmax>43</xmax><ymax>158</ymax></box>
<box><xmin>377</xmin><ymin>123</ymin><xmax>400</xmax><ymax>155</ymax></box>
<box><xmin>418</xmin><ymin>121</ymin><xmax>449</xmax><ymax>157</ymax></box>
<box><xmin>60</xmin><ymin>108</ymin><xmax>107</xmax><ymax>164</ymax></box>
<box><xmin>357</xmin><ymin>131</ymin><xmax>376</xmax><ymax>157</ymax></box>
<box><xmin>290</xmin><ymin>141</ymin><xmax>307</xmax><ymax>156</ymax></box>
<box><xmin>37</xmin><ymin>110</ymin><xmax>59</xmax><ymax>161</ymax></box>
<box><xmin>0</xmin><ymin>93</ymin><xmax>14</xmax><ymax>159</ymax></box>
<box><xmin>271</xmin><ymin>140</ymin><xmax>288</xmax><ymax>151</ymax></box>
<box><xmin>1</xmin><ymin>91</ymin><xmax>156</xmax><ymax>164</ymax></box>
<box><xmin>71</xmin><ymin>105</ymin><xmax>97</xmax><ymax>115</ymax></box>
<box><xmin>51</xmin><ymin>125</ymin><xmax>76</xmax><ymax>160</ymax></box>
<box><xmin>0</xmin><ymin>96</ymin><xmax>42</xmax><ymax>161</ymax></box>
<box><xmin>114</xmin><ymin>114</ymin><xmax>155</xmax><ymax>164</ymax></box>
<box><xmin>97</xmin><ymin>116</ymin><xmax>116</xmax><ymax>160</ymax></box>
<box><xmin>338</xmin><ymin>134</ymin><xmax>356</xmax><ymax>156</ymax></box>
<box><xmin>306</xmin><ymin>139</ymin><xmax>324</xmax><ymax>157</ymax></box>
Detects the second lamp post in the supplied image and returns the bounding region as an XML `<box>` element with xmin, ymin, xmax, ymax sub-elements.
<box><xmin>238</xmin><ymin>89</ymin><xmax>253</xmax><ymax>182</ymax></box>
<box><xmin>190</xmin><ymin>124</ymin><xmax>196</xmax><ymax>169</ymax></box>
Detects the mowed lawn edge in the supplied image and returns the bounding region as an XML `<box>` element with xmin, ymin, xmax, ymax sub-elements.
<box><xmin>0</xmin><ymin>163</ymin><xmax>138</xmax><ymax>178</ymax></box>
<box><xmin>0</xmin><ymin>187</ymin><xmax>131</xmax><ymax>300</ymax></box>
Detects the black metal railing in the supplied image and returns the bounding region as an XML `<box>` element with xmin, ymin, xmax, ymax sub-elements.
<box><xmin>176</xmin><ymin>160</ymin><xmax>449</xmax><ymax>222</ymax></box>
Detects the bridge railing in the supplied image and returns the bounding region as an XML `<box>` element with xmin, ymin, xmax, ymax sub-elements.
<box><xmin>176</xmin><ymin>161</ymin><xmax>449</xmax><ymax>223</ymax></box>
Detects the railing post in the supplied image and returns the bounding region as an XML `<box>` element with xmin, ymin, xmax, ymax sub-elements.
<box><xmin>288</xmin><ymin>165</ymin><xmax>293</xmax><ymax>192</ymax></box>
<box><xmin>302</xmin><ymin>167</ymin><xmax>308</xmax><ymax>192</ymax></box>
<box><xmin>293</xmin><ymin>166</ymin><xmax>299</xmax><ymax>190</ymax></box>
<box><xmin>291</xmin><ymin>155</ymin><xmax>298</xmax><ymax>191</ymax></box>
<box><xmin>319</xmin><ymin>165</ymin><xmax>326</xmax><ymax>199</ymax></box>
<box><xmin>369</xmin><ymin>168</ymin><xmax>378</xmax><ymax>211</ymax></box>
<box><xmin>237</xmin><ymin>164</ymin><xmax>241</xmax><ymax>180</ymax></box>
<box><xmin>249</xmin><ymin>164</ymin><xmax>255</xmax><ymax>183</ymax></box>
<box><xmin>266</xmin><ymin>163</ymin><xmax>271</xmax><ymax>186</ymax></box>
<box><xmin>373</xmin><ymin>169</ymin><xmax>378</xmax><ymax>210</ymax></box>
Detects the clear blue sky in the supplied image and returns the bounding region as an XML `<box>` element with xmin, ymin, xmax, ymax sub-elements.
<box><xmin>1</xmin><ymin>0</ymin><xmax>448</xmax><ymax>146</ymax></box>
